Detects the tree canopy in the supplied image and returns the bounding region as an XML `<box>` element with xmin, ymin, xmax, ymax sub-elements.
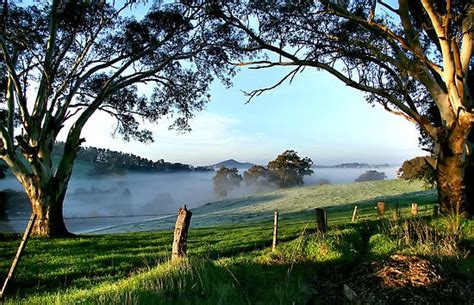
<box><xmin>398</xmin><ymin>156</ymin><xmax>437</xmax><ymax>186</ymax></box>
<box><xmin>0</xmin><ymin>0</ymin><xmax>237</xmax><ymax>236</ymax></box>
<box><xmin>266</xmin><ymin>150</ymin><xmax>313</xmax><ymax>188</ymax></box>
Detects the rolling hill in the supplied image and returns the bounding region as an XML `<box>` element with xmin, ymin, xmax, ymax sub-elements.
<box><xmin>211</xmin><ymin>159</ymin><xmax>255</xmax><ymax>169</ymax></box>
<box><xmin>94</xmin><ymin>179</ymin><xmax>436</xmax><ymax>233</ymax></box>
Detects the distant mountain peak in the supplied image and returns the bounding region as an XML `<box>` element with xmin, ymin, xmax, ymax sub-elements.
<box><xmin>211</xmin><ymin>159</ymin><xmax>255</xmax><ymax>169</ymax></box>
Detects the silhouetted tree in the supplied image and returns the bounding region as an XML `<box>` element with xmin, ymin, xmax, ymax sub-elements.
<box><xmin>355</xmin><ymin>170</ymin><xmax>387</xmax><ymax>182</ymax></box>
<box><xmin>212</xmin><ymin>166</ymin><xmax>242</xmax><ymax>198</ymax></box>
<box><xmin>398</xmin><ymin>156</ymin><xmax>437</xmax><ymax>187</ymax></box>
<box><xmin>208</xmin><ymin>1</ymin><xmax>474</xmax><ymax>216</ymax></box>
<box><xmin>0</xmin><ymin>1</ymin><xmax>234</xmax><ymax>236</ymax></box>
<box><xmin>267</xmin><ymin>150</ymin><xmax>313</xmax><ymax>188</ymax></box>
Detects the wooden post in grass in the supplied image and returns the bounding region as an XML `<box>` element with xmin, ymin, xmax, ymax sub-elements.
<box><xmin>351</xmin><ymin>205</ymin><xmax>358</xmax><ymax>223</ymax></box>
<box><xmin>1</xmin><ymin>214</ymin><xmax>36</xmax><ymax>299</ymax></box>
<box><xmin>424</xmin><ymin>204</ymin><xmax>428</xmax><ymax>214</ymax></box>
<box><xmin>433</xmin><ymin>205</ymin><xmax>439</xmax><ymax>217</ymax></box>
<box><xmin>315</xmin><ymin>208</ymin><xmax>327</xmax><ymax>233</ymax></box>
<box><xmin>171</xmin><ymin>206</ymin><xmax>192</xmax><ymax>261</ymax></box>
<box><xmin>411</xmin><ymin>203</ymin><xmax>418</xmax><ymax>216</ymax></box>
<box><xmin>376</xmin><ymin>201</ymin><xmax>385</xmax><ymax>217</ymax></box>
<box><xmin>272</xmin><ymin>209</ymin><xmax>279</xmax><ymax>251</ymax></box>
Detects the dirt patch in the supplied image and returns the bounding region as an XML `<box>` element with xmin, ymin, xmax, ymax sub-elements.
<box><xmin>311</xmin><ymin>255</ymin><xmax>473</xmax><ymax>304</ymax></box>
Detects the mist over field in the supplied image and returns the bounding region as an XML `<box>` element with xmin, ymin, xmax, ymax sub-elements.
<box><xmin>0</xmin><ymin>166</ymin><xmax>399</xmax><ymax>233</ymax></box>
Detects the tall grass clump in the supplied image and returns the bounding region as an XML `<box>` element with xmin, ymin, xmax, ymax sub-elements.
<box><xmin>388</xmin><ymin>216</ymin><xmax>468</xmax><ymax>258</ymax></box>
<box><xmin>265</xmin><ymin>227</ymin><xmax>364</xmax><ymax>264</ymax></box>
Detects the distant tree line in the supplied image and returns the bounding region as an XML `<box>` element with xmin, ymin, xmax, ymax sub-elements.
<box><xmin>213</xmin><ymin>150</ymin><xmax>313</xmax><ymax>198</ymax></box>
<box><xmin>54</xmin><ymin>142</ymin><xmax>212</xmax><ymax>175</ymax></box>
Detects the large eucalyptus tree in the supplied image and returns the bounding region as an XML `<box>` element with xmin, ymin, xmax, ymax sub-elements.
<box><xmin>0</xmin><ymin>0</ymin><xmax>234</xmax><ymax>236</ymax></box>
<box><xmin>206</xmin><ymin>0</ymin><xmax>474</xmax><ymax>216</ymax></box>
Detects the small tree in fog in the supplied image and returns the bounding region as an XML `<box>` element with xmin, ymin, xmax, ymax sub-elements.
<box><xmin>0</xmin><ymin>1</ymin><xmax>234</xmax><ymax>236</ymax></box>
<box><xmin>213</xmin><ymin>167</ymin><xmax>242</xmax><ymax>198</ymax></box>
<box><xmin>243</xmin><ymin>165</ymin><xmax>272</xmax><ymax>189</ymax></box>
<box><xmin>267</xmin><ymin>150</ymin><xmax>313</xmax><ymax>188</ymax></box>
<box><xmin>355</xmin><ymin>170</ymin><xmax>386</xmax><ymax>182</ymax></box>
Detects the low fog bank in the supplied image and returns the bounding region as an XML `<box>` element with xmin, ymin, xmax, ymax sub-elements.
<box><xmin>305</xmin><ymin>166</ymin><xmax>399</xmax><ymax>185</ymax></box>
<box><xmin>0</xmin><ymin>166</ymin><xmax>399</xmax><ymax>233</ymax></box>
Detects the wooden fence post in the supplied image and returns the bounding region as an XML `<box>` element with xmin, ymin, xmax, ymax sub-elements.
<box><xmin>433</xmin><ymin>205</ymin><xmax>439</xmax><ymax>217</ymax></box>
<box><xmin>411</xmin><ymin>203</ymin><xmax>418</xmax><ymax>216</ymax></box>
<box><xmin>351</xmin><ymin>205</ymin><xmax>358</xmax><ymax>223</ymax></box>
<box><xmin>1</xmin><ymin>214</ymin><xmax>36</xmax><ymax>299</ymax></box>
<box><xmin>272</xmin><ymin>209</ymin><xmax>279</xmax><ymax>251</ymax></box>
<box><xmin>171</xmin><ymin>206</ymin><xmax>192</xmax><ymax>261</ymax></box>
<box><xmin>315</xmin><ymin>208</ymin><xmax>327</xmax><ymax>233</ymax></box>
<box><xmin>377</xmin><ymin>201</ymin><xmax>385</xmax><ymax>217</ymax></box>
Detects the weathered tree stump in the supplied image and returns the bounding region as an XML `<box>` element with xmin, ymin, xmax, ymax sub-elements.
<box><xmin>171</xmin><ymin>206</ymin><xmax>192</xmax><ymax>261</ymax></box>
<box><xmin>315</xmin><ymin>208</ymin><xmax>327</xmax><ymax>233</ymax></box>
<box><xmin>272</xmin><ymin>209</ymin><xmax>279</xmax><ymax>251</ymax></box>
<box><xmin>377</xmin><ymin>201</ymin><xmax>385</xmax><ymax>217</ymax></box>
<box><xmin>411</xmin><ymin>203</ymin><xmax>418</xmax><ymax>216</ymax></box>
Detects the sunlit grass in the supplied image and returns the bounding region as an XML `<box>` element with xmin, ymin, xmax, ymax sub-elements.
<box><xmin>1</xmin><ymin>179</ymin><xmax>471</xmax><ymax>304</ymax></box>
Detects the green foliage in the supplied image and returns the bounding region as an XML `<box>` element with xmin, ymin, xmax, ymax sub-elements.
<box><xmin>302</xmin><ymin>229</ymin><xmax>362</xmax><ymax>263</ymax></box>
<box><xmin>266</xmin><ymin>150</ymin><xmax>313</xmax><ymax>188</ymax></box>
<box><xmin>355</xmin><ymin>170</ymin><xmax>386</xmax><ymax>182</ymax></box>
<box><xmin>398</xmin><ymin>156</ymin><xmax>436</xmax><ymax>187</ymax></box>
<box><xmin>212</xmin><ymin>167</ymin><xmax>242</xmax><ymax>198</ymax></box>
<box><xmin>368</xmin><ymin>233</ymin><xmax>398</xmax><ymax>257</ymax></box>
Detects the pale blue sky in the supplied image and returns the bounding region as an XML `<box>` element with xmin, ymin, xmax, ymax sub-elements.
<box><xmin>77</xmin><ymin>66</ymin><xmax>424</xmax><ymax>166</ymax></box>
<box><xmin>56</xmin><ymin>0</ymin><xmax>424</xmax><ymax>166</ymax></box>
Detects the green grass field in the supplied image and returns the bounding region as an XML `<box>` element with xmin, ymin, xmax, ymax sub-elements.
<box><xmin>0</xmin><ymin>179</ymin><xmax>472</xmax><ymax>304</ymax></box>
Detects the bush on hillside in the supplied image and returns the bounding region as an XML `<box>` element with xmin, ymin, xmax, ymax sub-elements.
<box><xmin>355</xmin><ymin>170</ymin><xmax>386</xmax><ymax>182</ymax></box>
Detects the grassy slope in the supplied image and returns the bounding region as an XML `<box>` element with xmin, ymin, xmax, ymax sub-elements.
<box><xmin>97</xmin><ymin>179</ymin><xmax>436</xmax><ymax>233</ymax></box>
<box><xmin>4</xmin><ymin>179</ymin><xmax>472</xmax><ymax>304</ymax></box>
